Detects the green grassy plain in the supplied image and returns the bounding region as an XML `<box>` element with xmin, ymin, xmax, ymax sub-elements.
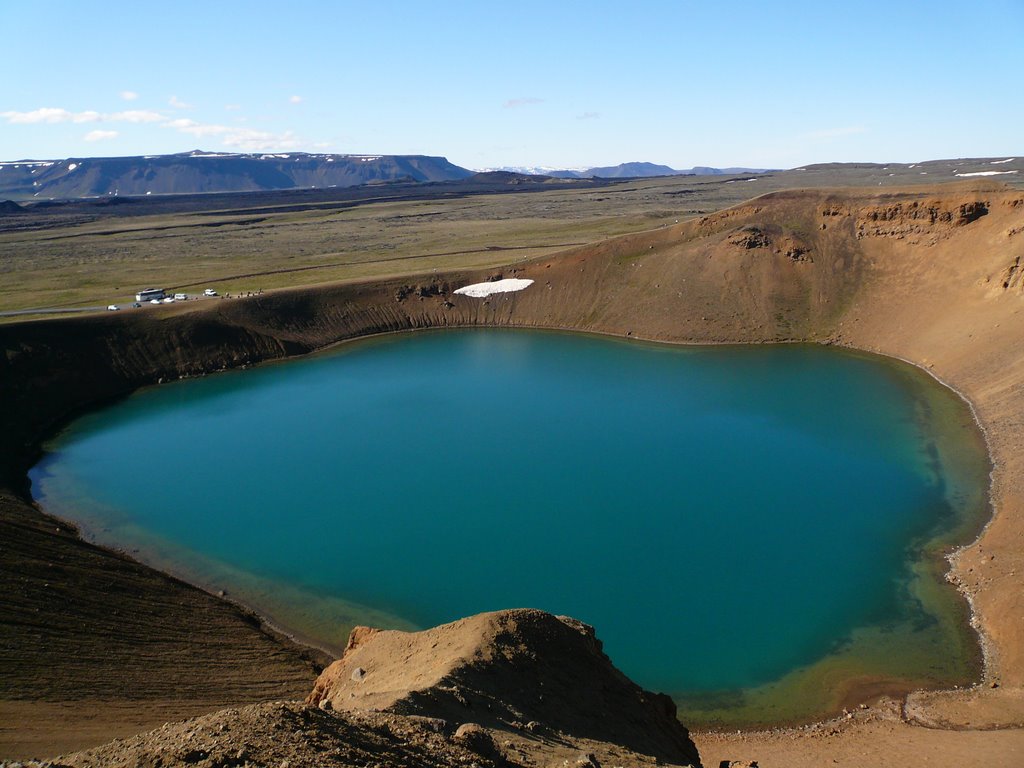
<box><xmin>2</xmin><ymin>159</ymin><xmax>1019</xmax><ymax>317</ymax></box>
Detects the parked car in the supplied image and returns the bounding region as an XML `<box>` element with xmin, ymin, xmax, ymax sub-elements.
<box><xmin>203</xmin><ymin>288</ymin><xmax>218</xmax><ymax>296</ymax></box>
<box><xmin>174</xmin><ymin>293</ymin><xmax>188</xmax><ymax>301</ymax></box>
<box><xmin>107</xmin><ymin>304</ymin><xmax>120</xmax><ymax>311</ymax></box>
<box><xmin>131</xmin><ymin>302</ymin><xmax>141</xmax><ymax>308</ymax></box>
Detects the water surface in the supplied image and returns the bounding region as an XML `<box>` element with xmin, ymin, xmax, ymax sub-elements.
<box><xmin>31</xmin><ymin>329</ymin><xmax>990</xmax><ymax>725</ymax></box>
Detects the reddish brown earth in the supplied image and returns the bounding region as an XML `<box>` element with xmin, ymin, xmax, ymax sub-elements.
<box><xmin>2</xmin><ymin>182</ymin><xmax>1024</xmax><ymax>765</ymax></box>
<box><xmin>307</xmin><ymin>610</ymin><xmax>701</xmax><ymax>765</ymax></box>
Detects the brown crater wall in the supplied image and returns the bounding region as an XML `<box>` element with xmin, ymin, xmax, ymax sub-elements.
<box><xmin>2</xmin><ymin>183</ymin><xmax>1023</xmax><ymax>755</ymax></box>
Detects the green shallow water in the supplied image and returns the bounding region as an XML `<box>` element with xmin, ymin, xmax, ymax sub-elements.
<box><xmin>30</xmin><ymin>329</ymin><xmax>990</xmax><ymax>726</ymax></box>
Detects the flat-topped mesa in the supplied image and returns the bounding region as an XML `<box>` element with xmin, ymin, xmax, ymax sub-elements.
<box><xmin>306</xmin><ymin>608</ymin><xmax>702</xmax><ymax>766</ymax></box>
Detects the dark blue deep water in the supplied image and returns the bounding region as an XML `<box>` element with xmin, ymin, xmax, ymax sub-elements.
<box><xmin>31</xmin><ymin>329</ymin><xmax>989</xmax><ymax>723</ymax></box>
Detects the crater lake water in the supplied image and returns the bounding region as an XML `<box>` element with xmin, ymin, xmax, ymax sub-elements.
<box><xmin>30</xmin><ymin>329</ymin><xmax>990</xmax><ymax>725</ymax></box>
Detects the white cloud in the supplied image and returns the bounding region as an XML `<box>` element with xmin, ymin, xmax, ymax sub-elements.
<box><xmin>84</xmin><ymin>129</ymin><xmax>119</xmax><ymax>142</ymax></box>
<box><xmin>187</xmin><ymin>125</ymin><xmax>233</xmax><ymax>138</ymax></box>
<box><xmin>162</xmin><ymin>117</ymin><xmax>301</xmax><ymax>151</ymax></box>
<box><xmin>222</xmin><ymin>128</ymin><xmax>301</xmax><ymax>151</ymax></box>
<box><xmin>1</xmin><ymin>107</ymin><xmax>99</xmax><ymax>124</ymax></box>
<box><xmin>164</xmin><ymin>118</ymin><xmax>200</xmax><ymax>130</ymax></box>
<box><xmin>109</xmin><ymin>110</ymin><xmax>165</xmax><ymax>123</ymax></box>
<box><xmin>801</xmin><ymin>125</ymin><xmax>867</xmax><ymax>141</ymax></box>
<box><xmin>576</xmin><ymin>111</ymin><xmax>601</xmax><ymax>120</ymax></box>
<box><xmin>1</xmin><ymin>107</ymin><xmax>163</xmax><ymax>125</ymax></box>
<box><xmin>288</xmin><ymin>95</ymin><xmax>303</xmax><ymax>104</ymax></box>
<box><xmin>503</xmin><ymin>97</ymin><xmax>544</xmax><ymax>109</ymax></box>
<box><xmin>120</xmin><ymin>90</ymin><xmax>139</xmax><ymax>101</ymax></box>
<box><xmin>4</xmin><ymin>102</ymin><xmax>304</xmax><ymax>154</ymax></box>
<box><xmin>169</xmin><ymin>95</ymin><xmax>194</xmax><ymax>110</ymax></box>
<box><xmin>165</xmin><ymin>119</ymin><xmax>231</xmax><ymax>138</ymax></box>
<box><xmin>224</xmin><ymin>104</ymin><xmax>241</xmax><ymax>111</ymax></box>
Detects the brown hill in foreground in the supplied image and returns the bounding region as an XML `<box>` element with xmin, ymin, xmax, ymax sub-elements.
<box><xmin>54</xmin><ymin>611</ymin><xmax>701</xmax><ymax>768</ymax></box>
<box><xmin>307</xmin><ymin>610</ymin><xmax>701</xmax><ymax>764</ymax></box>
<box><xmin>1</xmin><ymin>181</ymin><xmax>1024</xmax><ymax>766</ymax></box>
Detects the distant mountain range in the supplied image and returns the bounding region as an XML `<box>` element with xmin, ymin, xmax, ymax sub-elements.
<box><xmin>0</xmin><ymin>150</ymin><xmax>777</xmax><ymax>201</ymax></box>
<box><xmin>480</xmin><ymin>162</ymin><xmax>771</xmax><ymax>178</ymax></box>
<box><xmin>0</xmin><ymin>151</ymin><xmax>473</xmax><ymax>201</ymax></box>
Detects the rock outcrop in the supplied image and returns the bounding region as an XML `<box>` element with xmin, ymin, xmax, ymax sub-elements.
<box><xmin>307</xmin><ymin>609</ymin><xmax>702</xmax><ymax>766</ymax></box>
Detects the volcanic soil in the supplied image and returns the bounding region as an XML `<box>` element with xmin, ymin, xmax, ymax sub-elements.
<box><xmin>2</xmin><ymin>180</ymin><xmax>1024</xmax><ymax>766</ymax></box>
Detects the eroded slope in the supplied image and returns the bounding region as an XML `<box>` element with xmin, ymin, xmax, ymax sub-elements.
<box><xmin>2</xmin><ymin>182</ymin><xmax>1023</xmax><ymax>760</ymax></box>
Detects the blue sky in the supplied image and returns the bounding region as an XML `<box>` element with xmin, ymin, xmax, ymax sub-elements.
<box><xmin>1</xmin><ymin>0</ymin><xmax>1020</xmax><ymax>168</ymax></box>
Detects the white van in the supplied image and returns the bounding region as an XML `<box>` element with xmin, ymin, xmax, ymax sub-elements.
<box><xmin>173</xmin><ymin>293</ymin><xmax>188</xmax><ymax>301</ymax></box>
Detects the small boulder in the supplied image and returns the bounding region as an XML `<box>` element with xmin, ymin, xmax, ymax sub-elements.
<box><xmin>453</xmin><ymin>722</ymin><xmax>498</xmax><ymax>757</ymax></box>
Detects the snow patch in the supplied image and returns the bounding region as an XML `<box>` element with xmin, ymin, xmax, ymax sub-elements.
<box><xmin>476</xmin><ymin>165</ymin><xmax>589</xmax><ymax>175</ymax></box>
<box><xmin>955</xmin><ymin>170</ymin><xmax>1019</xmax><ymax>177</ymax></box>
<box><xmin>67</xmin><ymin>163</ymin><xmax>78</xmax><ymax>171</ymax></box>
<box><xmin>990</xmin><ymin>158</ymin><xmax>1015</xmax><ymax>164</ymax></box>
<box><xmin>454</xmin><ymin>278</ymin><xmax>535</xmax><ymax>298</ymax></box>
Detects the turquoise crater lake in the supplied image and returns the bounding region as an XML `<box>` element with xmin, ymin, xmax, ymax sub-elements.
<box><xmin>30</xmin><ymin>329</ymin><xmax>989</xmax><ymax>725</ymax></box>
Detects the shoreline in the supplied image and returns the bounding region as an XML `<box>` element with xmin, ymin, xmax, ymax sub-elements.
<box><xmin>3</xmin><ymin>182</ymin><xmax>1022</xmax><ymax>761</ymax></box>
<box><xmin>846</xmin><ymin>340</ymin><xmax>999</xmax><ymax>686</ymax></box>
<box><xmin>24</xmin><ymin>325</ymin><xmax>994</xmax><ymax>732</ymax></box>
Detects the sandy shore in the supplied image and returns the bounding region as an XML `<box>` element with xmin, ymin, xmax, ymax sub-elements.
<box><xmin>2</xmin><ymin>182</ymin><xmax>1023</xmax><ymax>764</ymax></box>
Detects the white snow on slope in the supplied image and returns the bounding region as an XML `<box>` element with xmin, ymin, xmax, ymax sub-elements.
<box><xmin>454</xmin><ymin>278</ymin><xmax>535</xmax><ymax>298</ymax></box>
<box><xmin>955</xmin><ymin>170</ymin><xmax>1019</xmax><ymax>177</ymax></box>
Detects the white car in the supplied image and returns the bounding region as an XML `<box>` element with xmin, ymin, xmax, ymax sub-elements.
<box><xmin>162</xmin><ymin>297</ymin><xmax>175</xmax><ymax>303</ymax></box>
<box><xmin>203</xmin><ymin>288</ymin><xmax>218</xmax><ymax>296</ymax></box>
<box><xmin>150</xmin><ymin>299</ymin><xmax>161</xmax><ymax>305</ymax></box>
<box><xmin>107</xmin><ymin>304</ymin><xmax>120</xmax><ymax>311</ymax></box>
<box><xmin>173</xmin><ymin>293</ymin><xmax>188</xmax><ymax>301</ymax></box>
